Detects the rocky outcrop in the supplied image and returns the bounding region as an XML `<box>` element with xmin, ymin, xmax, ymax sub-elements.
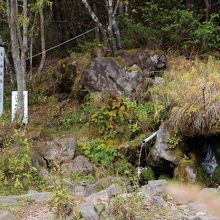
<box><xmin>119</xmin><ymin>49</ymin><xmax>167</xmax><ymax>72</ymax></box>
<box><xmin>82</xmin><ymin>50</ymin><xmax>167</xmax><ymax>97</ymax></box>
<box><xmin>62</xmin><ymin>155</ymin><xmax>96</xmax><ymax>176</ymax></box>
<box><xmin>53</xmin><ymin>58</ymin><xmax>77</xmax><ymax>93</ymax></box>
<box><xmin>82</xmin><ymin>57</ymin><xmax>145</xmax><ymax>96</ymax></box>
<box><xmin>33</xmin><ymin>137</ymin><xmax>77</xmax><ymax>168</ymax></box>
<box><xmin>147</xmin><ymin>123</ymin><xmax>183</xmax><ymax>167</ymax></box>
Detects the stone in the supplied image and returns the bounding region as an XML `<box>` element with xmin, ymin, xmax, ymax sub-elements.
<box><xmin>53</xmin><ymin>58</ymin><xmax>77</xmax><ymax>93</ymax></box>
<box><xmin>62</xmin><ymin>156</ymin><xmax>96</xmax><ymax>176</ymax></box>
<box><xmin>151</xmin><ymin>196</ymin><xmax>168</xmax><ymax>207</ymax></box>
<box><xmin>85</xmin><ymin>184</ymin><xmax>123</xmax><ymax>206</ymax></box>
<box><xmin>141</xmin><ymin>180</ymin><xmax>167</xmax><ymax>197</ymax></box>
<box><xmin>0</xmin><ymin>211</ymin><xmax>15</xmax><ymax>220</ymax></box>
<box><xmin>34</xmin><ymin>137</ymin><xmax>77</xmax><ymax>168</ymax></box>
<box><xmin>147</xmin><ymin>123</ymin><xmax>183</xmax><ymax>168</ymax></box>
<box><xmin>154</xmin><ymin>77</ymin><xmax>165</xmax><ymax>86</ymax></box>
<box><xmin>82</xmin><ymin>57</ymin><xmax>143</xmax><ymax>96</ymax></box>
<box><xmin>79</xmin><ymin>203</ymin><xmax>99</xmax><ymax>220</ymax></box>
<box><xmin>118</xmin><ymin>49</ymin><xmax>167</xmax><ymax>71</ymax></box>
<box><xmin>174</xmin><ymin>160</ymin><xmax>198</xmax><ymax>183</ymax></box>
<box><xmin>0</xmin><ymin>192</ymin><xmax>51</xmax><ymax>205</ymax></box>
<box><xmin>72</xmin><ymin>185</ymin><xmax>89</xmax><ymax>198</ymax></box>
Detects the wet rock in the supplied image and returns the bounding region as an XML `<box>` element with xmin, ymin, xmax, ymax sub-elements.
<box><xmin>62</xmin><ymin>156</ymin><xmax>96</xmax><ymax>176</ymax></box>
<box><xmin>118</xmin><ymin>134</ymin><xmax>146</xmax><ymax>163</ymax></box>
<box><xmin>34</xmin><ymin>137</ymin><xmax>77</xmax><ymax>168</ymax></box>
<box><xmin>174</xmin><ymin>159</ymin><xmax>198</xmax><ymax>183</ymax></box>
<box><xmin>147</xmin><ymin>123</ymin><xmax>183</xmax><ymax>168</ymax></box>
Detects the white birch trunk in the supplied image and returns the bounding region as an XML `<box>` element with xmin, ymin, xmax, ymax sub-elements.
<box><xmin>37</xmin><ymin>7</ymin><xmax>46</xmax><ymax>75</ymax></box>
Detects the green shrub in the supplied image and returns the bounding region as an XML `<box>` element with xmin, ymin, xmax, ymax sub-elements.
<box><xmin>78</xmin><ymin>139</ymin><xmax>122</xmax><ymax>167</ymax></box>
<box><xmin>0</xmin><ymin>130</ymin><xmax>45</xmax><ymax>195</ymax></box>
<box><xmin>140</xmin><ymin>167</ymin><xmax>155</xmax><ymax>183</ymax></box>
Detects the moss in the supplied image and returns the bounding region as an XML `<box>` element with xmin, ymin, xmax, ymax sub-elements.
<box><xmin>213</xmin><ymin>166</ymin><xmax>220</xmax><ymax>184</ymax></box>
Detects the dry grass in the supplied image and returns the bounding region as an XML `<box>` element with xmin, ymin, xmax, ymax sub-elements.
<box><xmin>152</xmin><ymin>56</ymin><xmax>220</xmax><ymax>136</ymax></box>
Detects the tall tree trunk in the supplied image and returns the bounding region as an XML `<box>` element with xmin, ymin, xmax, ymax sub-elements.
<box><xmin>92</xmin><ymin>2</ymin><xmax>100</xmax><ymax>41</ymax></box>
<box><xmin>113</xmin><ymin>0</ymin><xmax>122</xmax><ymax>49</ymax></box>
<box><xmin>21</xmin><ymin>0</ymin><xmax>28</xmax><ymax>90</ymax></box>
<box><xmin>80</xmin><ymin>0</ymin><xmax>107</xmax><ymax>41</ymax></box>
<box><xmin>204</xmin><ymin>0</ymin><xmax>210</xmax><ymax>21</ymax></box>
<box><xmin>7</xmin><ymin>0</ymin><xmax>28</xmax><ymax>123</ymax></box>
<box><xmin>10</xmin><ymin>0</ymin><xmax>24</xmax><ymax>122</ymax></box>
<box><xmin>107</xmin><ymin>0</ymin><xmax>117</xmax><ymax>55</ymax></box>
<box><xmin>37</xmin><ymin>7</ymin><xmax>46</xmax><ymax>75</ymax></box>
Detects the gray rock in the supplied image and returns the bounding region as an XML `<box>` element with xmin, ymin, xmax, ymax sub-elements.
<box><xmin>85</xmin><ymin>184</ymin><xmax>123</xmax><ymax>206</ymax></box>
<box><xmin>155</xmin><ymin>77</ymin><xmax>165</xmax><ymax>86</ymax></box>
<box><xmin>34</xmin><ymin>137</ymin><xmax>77</xmax><ymax>168</ymax></box>
<box><xmin>79</xmin><ymin>203</ymin><xmax>98</xmax><ymax>220</ymax></box>
<box><xmin>62</xmin><ymin>156</ymin><xmax>96</xmax><ymax>176</ymax></box>
<box><xmin>147</xmin><ymin>123</ymin><xmax>183</xmax><ymax>167</ymax></box>
<box><xmin>151</xmin><ymin>196</ymin><xmax>168</xmax><ymax>207</ymax></box>
<box><xmin>0</xmin><ymin>192</ymin><xmax>51</xmax><ymax>205</ymax></box>
<box><xmin>82</xmin><ymin>57</ymin><xmax>143</xmax><ymax>96</ymax></box>
<box><xmin>0</xmin><ymin>211</ymin><xmax>15</xmax><ymax>220</ymax></box>
<box><xmin>141</xmin><ymin>180</ymin><xmax>167</xmax><ymax>197</ymax></box>
<box><xmin>72</xmin><ymin>185</ymin><xmax>89</xmax><ymax>198</ymax></box>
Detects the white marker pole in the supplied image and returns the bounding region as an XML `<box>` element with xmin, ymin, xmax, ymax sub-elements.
<box><xmin>12</xmin><ymin>91</ymin><xmax>28</xmax><ymax>124</ymax></box>
<box><xmin>0</xmin><ymin>47</ymin><xmax>4</xmax><ymax>117</ymax></box>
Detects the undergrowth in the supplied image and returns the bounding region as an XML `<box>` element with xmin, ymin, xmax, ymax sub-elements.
<box><xmin>152</xmin><ymin>57</ymin><xmax>220</xmax><ymax>135</ymax></box>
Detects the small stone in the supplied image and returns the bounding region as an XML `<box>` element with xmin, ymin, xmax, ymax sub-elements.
<box><xmin>79</xmin><ymin>203</ymin><xmax>98</xmax><ymax>220</ymax></box>
<box><xmin>141</xmin><ymin>179</ymin><xmax>167</xmax><ymax>197</ymax></box>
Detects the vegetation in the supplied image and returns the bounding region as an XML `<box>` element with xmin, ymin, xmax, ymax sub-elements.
<box><xmin>152</xmin><ymin>57</ymin><xmax>220</xmax><ymax>135</ymax></box>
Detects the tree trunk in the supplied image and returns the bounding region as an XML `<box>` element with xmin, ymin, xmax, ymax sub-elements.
<box><xmin>107</xmin><ymin>0</ymin><xmax>117</xmax><ymax>55</ymax></box>
<box><xmin>80</xmin><ymin>0</ymin><xmax>106</xmax><ymax>41</ymax></box>
<box><xmin>92</xmin><ymin>2</ymin><xmax>100</xmax><ymax>41</ymax></box>
<box><xmin>204</xmin><ymin>0</ymin><xmax>210</xmax><ymax>21</ymax></box>
<box><xmin>37</xmin><ymin>7</ymin><xmax>46</xmax><ymax>75</ymax></box>
<box><xmin>7</xmin><ymin>0</ymin><xmax>28</xmax><ymax>123</ymax></box>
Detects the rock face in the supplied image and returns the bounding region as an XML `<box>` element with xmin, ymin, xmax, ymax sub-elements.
<box><xmin>82</xmin><ymin>57</ymin><xmax>143</xmax><ymax>96</ymax></box>
<box><xmin>33</xmin><ymin>137</ymin><xmax>77</xmax><ymax>168</ymax></box>
<box><xmin>62</xmin><ymin>156</ymin><xmax>96</xmax><ymax>176</ymax></box>
<box><xmin>147</xmin><ymin>123</ymin><xmax>183</xmax><ymax>168</ymax></box>
<box><xmin>141</xmin><ymin>180</ymin><xmax>167</xmax><ymax>197</ymax></box>
<box><xmin>53</xmin><ymin>58</ymin><xmax>77</xmax><ymax>93</ymax></box>
<box><xmin>119</xmin><ymin>49</ymin><xmax>167</xmax><ymax>71</ymax></box>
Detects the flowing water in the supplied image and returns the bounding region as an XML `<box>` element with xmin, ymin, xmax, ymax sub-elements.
<box><xmin>201</xmin><ymin>144</ymin><xmax>218</xmax><ymax>177</ymax></box>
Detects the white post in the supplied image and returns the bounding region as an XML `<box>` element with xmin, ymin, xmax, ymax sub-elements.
<box><xmin>0</xmin><ymin>47</ymin><xmax>4</xmax><ymax>117</ymax></box>
<box><xmin>12</xmin><ymin>91</ymin><xmax>28</xmax><ymax>124</ymax></box>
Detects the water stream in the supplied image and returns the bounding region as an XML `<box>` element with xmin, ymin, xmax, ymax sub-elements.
<box><xmin>201</xmin><ymin>144</ymin><xmax>218</xmax><ymax>177</ymax></box>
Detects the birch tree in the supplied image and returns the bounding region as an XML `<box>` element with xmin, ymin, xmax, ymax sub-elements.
<box><xmin>81</xmin><ymin>0</ymin><xmax>122</xmax><ymax>55</ymax></box>
<box><xmin>6</xmin><ymin>0</ymin><xmax>28</xmax><ymax>123</ymax></box>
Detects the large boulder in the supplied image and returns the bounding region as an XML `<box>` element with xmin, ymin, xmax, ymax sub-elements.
<box><xmin>147</xmin><ymin>123</ymin><xmax>183</xmax><ymax>168</ymax></box>
<box><xmin>61</xmin><ymin>155</ymin><xmax>96</xmax><ymax>176</ymax></box>
<box><xmin>118</xmin><ymin>49</ymin><xmax>167</xmax><ymax>72</ymax></box>
<box><xmin>82</xmin><ymin>57</ymin><xmax>144</xmax><ymax>96</ymax></box>
<box><xmin>33</xmin><ymin>137</ymin><xmax>77</xmax><ymax>168</ymax></box>
<box><xmin>53</xmin><ymin>58</ymin><xmax>77</xmax><ymax>93</ymax></box>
